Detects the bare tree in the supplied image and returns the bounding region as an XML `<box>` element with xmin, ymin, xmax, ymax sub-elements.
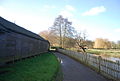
<box><xmin>116</xmin><ymin>41</ymin><xmax>120</xmax><ymax>48</ymax></box>
<box><xmin>85</xmin><ymin>40</ymin><xmax>94</xmax><ymax>49</ymax></box>
<box><xmin>63</xmin><ymin>37</ymin><xmax>76</xmax><ymax>48</ymax></box>
<box><xmin>75</xmin><ymin>31</ymin><xmax>87</xmax><ymax>53</ymax></box>
<box><xmin>50</xmin><ymin>15</ymin><xmax>75</xmax><ymax>48</ymax></box>
<box><xmin>39</xmin><ymin>30</ymin><xmax>58</xmax><ymax>46</ymax></box>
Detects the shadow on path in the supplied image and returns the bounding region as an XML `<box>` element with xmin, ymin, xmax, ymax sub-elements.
<box><xmin>54</xmin><ymin>52</ymin><xmax>109</xmax><ymax>81</ymax></box>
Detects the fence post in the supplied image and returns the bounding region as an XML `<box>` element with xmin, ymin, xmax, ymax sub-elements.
<box><xmin>85</xmin><ymin>53</ymin><xmax>88</xmax><ymax>63</ymax></box>
<box><xmin>116</xmin><ymin>60</ymin><xmax>120</xmax><ymax>79</ymax></box>
<box><xmin>98</xmin><ymin>56</ymin><xmax>102</xmax><ymax>73</ymax></box>
<box><xmin>12</xmin><ymin>55</ymin><xmax>15</xmax><ymax>64</ymax></box>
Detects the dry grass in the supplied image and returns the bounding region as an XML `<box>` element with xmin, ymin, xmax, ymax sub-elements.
<box><xmin>86</xmin><ymin>49</ymin><xmax>120</xmax><ymax>58</ymax></box>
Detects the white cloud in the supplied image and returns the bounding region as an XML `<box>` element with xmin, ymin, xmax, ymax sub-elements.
<box><xmin>72</xmin><ymin>19</ymin><xmax>118</xmax><ymax>41</ymax></box>
<box><xmin>42</xmin><ymin>5</ymin><xmax>56</xmax><ymax>12</ymax></box>
<box><xmin>115</xmin><ymin>28</ymin><xmax>120</xmax><ymax>32</ymax></box>
<box><xmin>2</xmin><ymin>5</ymin><xmax>119</xmax><ymax>41</ymax></box>
<box><xmin>82</xmin><ymin>6</ymin><xmax>106</xmax><ymax>16</ymax></box>
<box><xmin>65</xmin><ymin>5</ymin><xmax>75</xmax><ymax>11</ymax></box>
<box><xmin>59</xmin><ymin>5</ymin><xmax>75</xmax><ymax>18</ymax></box>
<box><xmin>0</xmin><ymin>6</ymin><xmax>53</xmax><ymax>33</ymax></box>
<box><xmin>59</xmin><ymin>10</ymin><xmax>73</xmax><ymax>18</ymax></box>
<box><xmin>43</xmin><ymin>5</ymin><xmax>56</xmax><ymax>9</ymax></box>
<box><xmin>0</xmin><ymin>6</ymin><xmax>6</xmax><ymax>16</ymax></box>
<box><xmin>0</xmin><ymin>6</ymin><xmax>4</xmax><ymax>12</ymax></box>
<box><xmin>15</xmin><ymin>16</ymin><xmax>53</xmax><ymax>33</ymax></box>
<box><xmin>0</xmin><ymin>6</ymin><xmax>16</xmax><ymax>22</ymax></box>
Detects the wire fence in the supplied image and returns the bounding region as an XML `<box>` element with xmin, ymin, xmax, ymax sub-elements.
<box><xmin>57</xmin><ymin>49</ymin><xmax>120</xmax><ymax>81</ymax></box>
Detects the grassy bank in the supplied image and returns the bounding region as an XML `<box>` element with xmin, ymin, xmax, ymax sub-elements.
<box><xmin>0</xmin><ymin>52</ymin><xmax>60</xmax><ymax>81</ymax></box>
<box><xmin>86</xmin><ymin>49</ymin><xmax>120</xmax><ymax>58</ymax></box>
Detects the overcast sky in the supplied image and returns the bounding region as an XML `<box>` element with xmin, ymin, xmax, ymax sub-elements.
<box><xmin>0</xmin><ymin>0</ymin><xmax>120</xmax><ymax>42</ymax></box>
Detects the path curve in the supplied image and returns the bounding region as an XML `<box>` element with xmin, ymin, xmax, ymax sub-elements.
<box><xmin>54</xmin><ymin>52</ymin><xmax>109</xmax><ymax>81</ymax></box>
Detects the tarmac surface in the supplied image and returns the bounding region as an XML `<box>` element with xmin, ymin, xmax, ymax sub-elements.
<box><xmin>54</xmin><ymin>52</ymin><xmax>109</xmax><ymax>81</ymax></box>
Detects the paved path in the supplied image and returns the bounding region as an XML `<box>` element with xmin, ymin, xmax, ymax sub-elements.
<box><xmin>54</xmin><ymin>52</ymin><xmax>109</xmax><ymax>81</ymax></box>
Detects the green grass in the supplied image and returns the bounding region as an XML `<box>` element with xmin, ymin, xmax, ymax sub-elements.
<box><xmin>86</xmin><ymin>49</ymin><xmax>120</xmax><ymax>58</ymax></box>
<box><xmin>0</xmin><ymin>52</ymin><xmax>60</xmax><ymax>81</ymax></box>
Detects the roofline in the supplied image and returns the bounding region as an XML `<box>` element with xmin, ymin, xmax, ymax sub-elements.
<box><xmin>0</xmin><ymin>17</ymin><xmax>49</xmax><ymax>43</ymax></box>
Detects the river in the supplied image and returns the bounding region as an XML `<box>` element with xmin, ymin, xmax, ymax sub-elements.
<box><xmin>89</xmin><ymin>53</ymin><xmax>120</xmax><ymax>62</ymax></box>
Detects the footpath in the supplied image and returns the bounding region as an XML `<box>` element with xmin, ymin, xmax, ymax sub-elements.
<box><xmin>54</xmin><ymin>52</ymin><xmax>109</xmax><ymax>81</ymax></box>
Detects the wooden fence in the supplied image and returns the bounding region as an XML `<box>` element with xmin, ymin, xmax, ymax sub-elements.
<box><xmin>57</xmin><ymin>49</ymin><xmax>120</xmax><ymax>81</ymax></box>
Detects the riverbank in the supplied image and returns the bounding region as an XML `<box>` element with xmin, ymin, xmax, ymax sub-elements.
<box><xmin>86</xmin><ymin>49</ymin><xmax>120</xmax><ymax>58</ymax></box>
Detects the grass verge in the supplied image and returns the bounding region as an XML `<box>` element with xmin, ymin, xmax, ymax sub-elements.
<box><xmin>86</xmin><ymin>49</ymin><xmax>120</xmax><ymax>58</ymax></box>
<box><xmin>0</xmin><ymin>52</ymin><xmax>60</xmax><ymax>81</ymax></box>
